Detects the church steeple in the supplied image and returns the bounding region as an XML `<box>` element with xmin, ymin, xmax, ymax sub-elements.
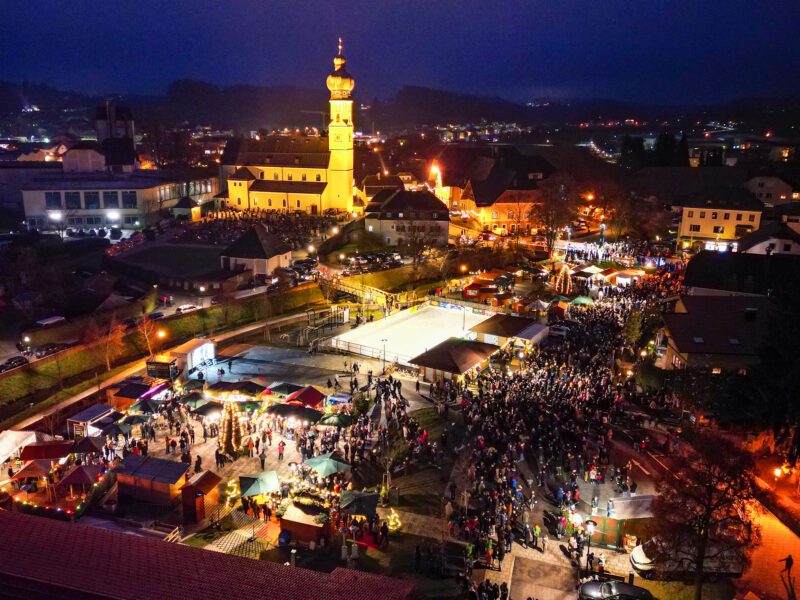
<box><xmin>326</xmin><ymin>37</ymin><xmax>354</xmax><ymax>213</ymax></box>
<box><xmin>326</xmin><ymin>37</ymin><xmax>355</xmax><ymax>100</ymax></box>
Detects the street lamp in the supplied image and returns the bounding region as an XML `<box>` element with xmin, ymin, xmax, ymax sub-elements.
<box><xmin>460</xmin><ymin>264</ymin><xmax>468</xmax><ymax>274</ymax></box>
<box><xmin>307</xmin><ymin>244</ymin><xmax>316</xmax><ymax>255</ymax></box>
<box><xmin>600</xmin><ymin>223</ymin><xmax>606</xmax><ymax>245</ymax></box>
<box><xmin>339</xmin><ymin>253</ymin><xmax>346</xmax><ymax>262</ymax></box>
<box><xmin>331</xmin><ymin>226</ymin><xmax>339</xmax><ymax>235</ymax></box>
<box><xmin>381</xmin><ymin>338</ymin><xmax>388</xmax><ymax>373</ymax></box>
<box><xmin>585</xmin><ymin>519</ymin><xmax>597</xmax><ymax>572</ymax></box>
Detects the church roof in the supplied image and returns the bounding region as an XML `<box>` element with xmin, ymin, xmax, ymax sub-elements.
<box><xmin>222</xmin><ymin>137</ymin><xmax>330</xmax><ymax>168</ymax></box>
<box><xmin>229</xmin><ymin>166</ymin><xmax>255</xmax><ymax>181</ymax></box>
<box><xmin>222</xmin><ymin>224</ymin><xmax>293</xmax><ymax>260</ymax></box>
<box><xmin>250</xmin><ymin>180</ymin><xmax>327</xmax><ymax>195</ymax></box>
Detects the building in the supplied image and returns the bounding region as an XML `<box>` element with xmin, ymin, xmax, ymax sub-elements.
<box><xmin>410</xmin><ymin>338</ymin><xmax>499</xmax><ymax>382</ymax></box>
<box><xmin>62</xmin><ymin>138</ymin><xmax>138</xmax><ymax>174</ymax></box>
<box><xmin>673</xmin><ymin>187</ymin><xmax>763</xmax><ymax>252</ymax></box>
<box><xmin>220</xmin><ymin>223</ymin><xmax>293</xmax><ymax>276</ymax></box>
<box><xmin>358</xmin><ymin>172</ymin><xmax>404</xmax><ymax>203</ymax></box>
<box><xmin>0</xmin><ymin>510</ymin><xmax>414</xmax><ymax>600</ymax></box>
<box><xmin>682</xmin><ymin>250</ymin><xmax>800</xmax><ymax>296</ymax></box>
<box><xmin>662</xmin><ymin>295</ymin><xmax>771</xmax><ymax>372</ymax></box>
<box><xmin>94</xmin><ymin>103</ymin><xmax>135</xmax><ymax>142</ymax></box>
<box><xmin>469</xmin><ymin>314</ymin><xmax>543</xmax><ymax>347</ymax></box>
<box><xmin>737</xmin><ymin>221</ymin><xmax>800</xmax><ymax>255</ymax></box>
<box><xmin>220</xmin><ymin>41</ymin><xmax>355</xmax><ymax>214</ymax></box>
<box><xmin>22</xmin><ymin>169</ymin><xmax>217</xmax><ymax>230</ymax></box>
<box><xmin>0</xmin><ymin>160</ymin><xmax>61</xmax><ymax>211</ymax></box>
<box><xmin>364</xmin><ymin>188</ymin><xmax>449</xmax><ymax>247</ymax></box>
<box><xmin>746</xmin><ymin>171</ymin><xmax>800</xmax><ymax>207</ymax></box>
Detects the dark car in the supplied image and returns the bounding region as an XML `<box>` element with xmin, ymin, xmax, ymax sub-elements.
<box><xmin>578</xmin><ymin>581</ymin><xmax>654</xmax><ymax>600</ymax></box>
<box><xmin>147</xmin><ymin>312</ymin><xmax>165</xmax><ymax>320</ymax></box>
<box><xmin>0</xmin><ymin>355</ymin><xmax>28</xmax><ymax>372</ymax></box>
<box><xmin>34</xmin><ymin>343</ymin><xmax>62</xmax><ymax>359</ymax></box>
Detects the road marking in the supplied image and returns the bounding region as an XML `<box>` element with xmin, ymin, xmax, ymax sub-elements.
<box><xmin>631</xmin><ymin>459</ymin><xmax>650</xmax><ymax>476</ymax></box>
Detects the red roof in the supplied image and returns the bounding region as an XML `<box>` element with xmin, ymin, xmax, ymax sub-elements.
<box><xmin>0</xmin><ymin>511</ymin><xmax>414</xmax><ymax>600</ymax></box>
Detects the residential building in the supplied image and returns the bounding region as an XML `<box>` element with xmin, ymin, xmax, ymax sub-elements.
<box><xmin>0</xmin><ymin>160</ymin><xmax>61</xmax><ymax>211</ymax></box>
<box><xmin>62</xmin><ymin>138</ymin><xmax>138</xmax><ymax>174</ymax></box>
<box><xmin>219</xmin><ymin>42</ymin><xmax>355</xmax><ymax>214</ymax></box>
<box><xmin>745</xmin><ymin>171</ymin><xmax>800</xmax><ymax>207</ymax></box>
<box><xmin>364</xmin><ymin>189</ymin><xmax>449</xmax><ymax>247</ymax></box>
<box><xmin>219</xmin><ymin>224</ymin><xmax>293</xmax><ymax>276</ymax></box>
<box><xmin>662</xmin><ymin>295</ymin><xmax>770</xmax><ymax>372</ymax></box>
<box><xmin>358</xmin><ymin>172</ymin><xmax>404</xmax><ymax>203</ymax></box>
<box><xmin>682</xmin><ymin>250</ymin><xmax>800</xmax><ymax>296</ymax></box>
<box><xmin>673</xmin><ymin>187</ymin><xmax>763</xmax><ymax>252</ymax></box>
<box><xmin>737</xmin><ymin>222</ymin><xmax>800</xmax><ymax>255</ymax></box>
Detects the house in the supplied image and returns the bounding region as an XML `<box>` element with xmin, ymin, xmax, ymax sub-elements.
<box><xmin>358</xmin><ymin>172</ymin><xmax>404</xmax><ymax>203</ymax></box>
<box><xmin>220</xmin><ymin>223</ymin><xmax>293</xmax><ymax>276</ymax></box>
<box><xmin>745</xmin><ymin>170</ymin><xmax>800</xmax><ymax>207</ymax></box>
<box><xmin>470</xmin><ymin>314</ymin><xmax>541</xmax><ymax>347</ymax></box>
<box><xmin>114</xmin><ymin>454</ymin><xmax>191</xmax><ymax>505</ymax></box>
<box><xmin>683</xmin><ymin>250</ymin><xmax>800</xmax><ymax>296</ymax></box>
<box><xmin>628</xmin><ymin>166</ymin><xmax>748</xmax><ymax>205</ymax></box>
<box><xmin>737</xmin><ymin>222</ymin><xmax>800</xmax><ymax>255</ymax></box>
<box><xmin>673</xmin><ymin>187</ymin><xmax>763</xmax><ymax>252</ymax></box>
<box><xmin>662</xmin><ymin>295</ymin><xmax>771</xmax><ymax>372</ymax></box>
<box><xmin>0</xmin><ymin>510</ymin><xmax>415</xmax><ymax>600</ymax></box>
<box><xmin>364</xmin><ymin>189</ymin><xmax>449</xmax><ymax>247</ymax></box>
<box><xmin>410</xmin><ymin>338</ymin><xmax>499</xmax><ymax>382</ymax></box>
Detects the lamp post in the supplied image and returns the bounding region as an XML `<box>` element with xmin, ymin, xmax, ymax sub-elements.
<box><xmin>600</xmin><ymin>223</ymin><xmax>606</xmax><ymax>245</ymax></box>
<box><xmin>585</xmin><ymin>519</ymin><xmax>597</xmax><ymax>572</ymax></box>
<box><xmin>381</xmin><ymin>338</ymin><xmax>388</xmax><ymax>374</ymax></box>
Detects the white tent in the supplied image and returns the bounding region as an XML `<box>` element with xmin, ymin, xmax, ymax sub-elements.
<box><xmin>0</xmin><ymin>430</ymin><xmax>54</xmax><ymax>466</ymax></box>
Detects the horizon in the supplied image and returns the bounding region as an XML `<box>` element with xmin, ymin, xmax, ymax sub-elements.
<box><xmin>3</xmin><ymin>1</ymin><xmax>800</xmax><ymax>105</ymax></box>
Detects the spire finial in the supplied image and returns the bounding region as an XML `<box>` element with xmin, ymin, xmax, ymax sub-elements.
<box><xmin>338</xmin><ymin>37</ymin><xmax>343</xmax><ymax>55</ymax></box>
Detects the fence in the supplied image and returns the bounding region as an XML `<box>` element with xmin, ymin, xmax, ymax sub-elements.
<box><xmin>325</xmin><ymin>338</ymin><xmax>415</xmax><ymax>367</ymax></box>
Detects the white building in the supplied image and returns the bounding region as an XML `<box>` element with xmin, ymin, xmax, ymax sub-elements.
<box><xmin>219</xmin><ymin>224</ymin><xmax>292</xmax><ymax>276</ymax></box>
<box><xmin>364</xmin><ymin>189</ymin><xmax>449</xmax><ymax>247</ymax></box>
<box><xmin>737</xmin><ymin>222</ymin><xmax>800</xmax><ymax>255</ymax></box>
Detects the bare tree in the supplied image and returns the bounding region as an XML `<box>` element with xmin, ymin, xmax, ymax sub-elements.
<box><xmin>650</xmin><ymin>433</ymin><xmax>760</xmax><ymax>600</ymax></box>
<box><xmin>535</xmin><ymin>172</ymin><xmax>576</xmax><ymax>257</ymax></box>
<box><xmin>397</xmin><ymin>220</ymin><xmax>440</xmax><ymax>274</ymax></box>
<box><xmin>136</xmin><ymin>315</ymin><xmax>158</xmax><ymax>357</ymax></box>
<box><xmin>101</xmin><ymin>316</ymin><xmax>127</xmax><ymax>371</ymax></box>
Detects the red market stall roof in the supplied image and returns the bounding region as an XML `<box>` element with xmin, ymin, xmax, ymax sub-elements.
<box><xmin>285</xmin><ymin>386</ymin><xmax>326</xmax><ymax>408</ymax></box>
<box><xmin>0</xmin><ymin>510</ymin><xmax>415</xmax><ymax>600</ymax></box>
<box><xmin>19</xmin><ymin>441</ymin><xmax>75</xmax><ymax>461</ymax></box>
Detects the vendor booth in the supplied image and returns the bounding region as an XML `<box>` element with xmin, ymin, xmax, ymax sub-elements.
<box><xmin>181</xmin><ymin>470</ymin><xmax>222</xmax><ymax>524</ymax></box>
<box><xmin>169</xmin><ymin>338</ymin><xmax>216</xmax><ymax>380</ymax></box>
<box><xmin>0</xmin><ymin>430</ymin><xmax>54</xmax><ymax>467</ymax></box>
<box><xmin>68</xmin><ymin>404</ymin><xmax>115</xmax><ymax>439</ymax></box>
<box><xmin>589</xmin><ymin>494</ymin><xmax>654</xmax><ymax>551</ymax></box>
<box><xmin>115</xmin><ymin>455</ymin><xmax>190</xmax><ymax>506</ymax></box>
<box><xmin>409</xmin><ymin>338</ymin><xmax>499</xmax><ymax>383</ymax></box>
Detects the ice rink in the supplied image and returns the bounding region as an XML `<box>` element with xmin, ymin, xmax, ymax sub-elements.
<box><xmin>330</xmin><ymin>304</ymin><xmax>491</xmax><ymax>365</ymax></box>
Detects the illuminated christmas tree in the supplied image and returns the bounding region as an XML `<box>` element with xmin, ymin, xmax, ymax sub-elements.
<box><xmin>554</xmin><ymin>264</ymin><xmax>573</xmax><ymax>296</ymax></box>
<box><xmin>220</xmin><ymin>402</ymin><xmax>243</xmax><ymax>455</ymax></box>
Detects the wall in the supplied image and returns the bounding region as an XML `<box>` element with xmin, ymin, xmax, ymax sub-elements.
<box><xmin>678</xmin><ymin>207</ymin><xmax>761</xmax><ymax>241</ymax></box>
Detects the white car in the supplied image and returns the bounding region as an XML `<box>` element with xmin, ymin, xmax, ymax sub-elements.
<box><xmin>175</xmin><ymin>304</ymin><xmax>199</xmax><ymax>314</ymax></box>
<box><xmin>548</xmin><ymin>325</ymin><xmax>570</xmax><ymax>337</ymax></box>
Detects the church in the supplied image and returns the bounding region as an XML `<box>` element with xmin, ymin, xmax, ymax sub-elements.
<box><xmin>219</xmin><ymin>41</ymin><xmax>355</xmax><ymax>215</ymax></box>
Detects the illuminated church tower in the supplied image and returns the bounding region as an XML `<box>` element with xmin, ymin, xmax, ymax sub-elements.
<box><xmin>326</xmin><ymin>38</ymin><xmax>355</xmax><ymax>212</ymax></box>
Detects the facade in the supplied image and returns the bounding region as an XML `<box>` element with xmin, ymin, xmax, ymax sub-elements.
<box><xmin>22</xmin><ymin>170</ymin><xmax>217</xmax><ymax>230</ymax></box>
<box><xmin>745</xmin><ymin>174</ymin><xmax>800</xmax><ymax>207</ymax></box>
<box><xmin>364</xmin><ymin>189</ymin><xmax>449</xmax><ymax>247</ymax></box>
<box><xmin>220</xmin><ymin>42</ymin><xmax>355</xmax><ymax>215</ymax></box>
<box><xmin>673</xmin><ymin>187</ymin><xmax>763</xmax><ymax>251</ymax></box>
<box><xmin>220</xmin><ymin>223</ymin><xmax>293</xmax><ymax>276</ymax></box>
<box><xmin>737</xmin><ymin>222</ymin><xmax>800</xmax><ymax>255</ymax></box>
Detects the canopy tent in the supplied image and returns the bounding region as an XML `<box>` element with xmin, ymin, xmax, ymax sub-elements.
<box><xmin>340</xmin><ymin>490</ymin><xmax>379</xmax><ymax>518</ymax></box>
<box><xmin>327</xmin><ymin>392</ymin><xmax>353</xmax><ymax>406</ymax></box>
<box><xmin>193</xmin><ymin>401</ymin><xmax>224</xmax><ymax>417</ymax></box>
<box><xmin>284</xmin><ymin>386</ymin><xmax>326</xmax><ymax>408</ymax></box>
<box><xmin>206</xmin><ymin>380</ymin><xmax>268</xmax><ymax>400</ymax></box>
<box><xmin>12</xmin><ymin>459</ymin><xmax>53</xmax><ymax>481</ymax></box>
<box><xmin>571</xmin><ymin>295</ymin><xmax>595</xmax><ymax>306</ymax></box>
<box><xmin>239</xmin><ymin>470</ymin><xmax>280</xmax><ymax>498</ymax></box>
<box><xmin>19</xmin><ymin>441</ymin><xmax>74</xmax><ymax>461</ymax></box>
<box><xmin>305</xmin><ymin>452</ymin><xmax>351</xmax><ymax>477</ymax></box>
<box><xmin>268</xmin><ymin>381</ymin><xmax>304</xmax><ymax>398</ymax></box>
<box><xmin>71</xmin><ymin>436</ymin><xmax>105</xmax><ymax>454</ymax></box>
<box><xmin>576</xmin><ymin>264</ymin><xmax>605</xmax><ymax>275</ymax></box>
<box><xmin>266</xmin><ymin>403</ymin><xmax>323</xmax><ymax>423</ymax></box>
<box><xmin>121</xmin><ymin>414</ymin><xmax>150</xmax><ymax>426</ymax></box>
<box><xmin>129</xmin><ymin>397</ymin><xmax>161</xmax><ymax>414</ymax></box>
<box><xmin>100</xmin><ymin>422</ymin><xmax>132</xmax><ymax>438</ymax></box>
<box><xmin>57</xmin><ymin>464</ymin><xmax>101</xmax><ymax>488</ymax></box>
<box><xmin>0</xmin><ymin>430</ymin><xmax>54</xmax><ymax>466</ymax></box>
<box><xmin>179</xmin><ymin>393</ymin><xmax>209</xmax><ymax>410</ymax></box>
<box><xmin>318</xmin><ymin>413</ymin><xmax>354</xmax><ymax>428</ymax></box>
<box><xmin>552</xmin><ymin>295</ymin><xmax>570</xmax><ymax>302</ymax></box>
<box><xmin>182</xmin><ymin>379</ymin><xmax>206</xmax><ymax>392</ymax></box>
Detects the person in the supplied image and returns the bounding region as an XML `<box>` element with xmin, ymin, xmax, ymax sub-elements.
<box><xmin>278</xmin><ymin>441</ymin><xmax>285</xmax><ymax>461</ymax></box>
<box><xmin>780</xmin><ymin>554</ymin><xmax>794</xmax><ymax>575</ymax></box>
<box><xmin>259</xmin><ymin>448</ymin><xmax>266</xmax><ymax>470</ymax></box>
<box><xmin>194</xmin><ymin>454</ymin><xmax>202</xmax><ymax>473</ymax></box>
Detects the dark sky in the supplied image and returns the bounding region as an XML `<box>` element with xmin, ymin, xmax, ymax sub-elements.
<box><xmin>3</xmin><ymin>0</ymin><xmax>800</xmax><ymax>104</ymax></box>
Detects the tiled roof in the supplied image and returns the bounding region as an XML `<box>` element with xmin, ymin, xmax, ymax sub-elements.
<box><xmin>0</xmin><ymin>510</ymin><xmax>414</xmax><ymax>600</ymax></box>
<box><xmin>229</xmin><ymin>167</ymin><xmax>256</xmax><ymax>181</ymax></box>
<box><xmin>673</xmin><ymin>187</ymin><xmax>763</xmax><ymax>211</ymax></box>
<box><xmin>470</xmin><ymin>314</ymin><xmax>537</xmax><ymax>338</ymax></box>
<box><xmin>683</xmin><ymin>250</ymin><xmax>800</xmax><ymax>295</ymax></box>
<box><xmin>222</xmin><ymin>136</ymin><xmax>330</xmax><ymax>168</ymax></box>
<box><xmin>250</xmin><ymin>180</ymin><xmax>327</xmax><ymax>195</ymax></box>
<box><xmin>737</xmin><ymin>222</ymin><xmax>800</xmax><ymax>251</ymax></box>
<box><xmin>367</xmin><ymin>189</ymin><xmax>449</xmax><ymax>220</ymax></box>
<box><xmin>221</xmin><ymin>223</ymin><xmax>293</xmax><ymax>259</ymax></box>
<box><xmin>410</xmin><ymin>338</ymin><xmax>499</xmax><ymax>374</ymax></box>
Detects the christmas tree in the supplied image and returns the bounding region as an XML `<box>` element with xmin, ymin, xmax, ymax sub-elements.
<box><xmin>220</xmin><ymin>402</ymin><xmax>243</xmax><ymax>455</ymax></box>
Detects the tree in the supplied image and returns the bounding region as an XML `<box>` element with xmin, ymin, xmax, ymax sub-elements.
<box><xmin>650</xmin><ymin>433</ymin><xmax>760</xmax><ymax>600</ymax></box>
<box><xmin>101</xmin><ymin>316</ymin><xmax>127</xmax><ymax>371</ymax></box>
<box><xmin>535</xmin><ymin>172</ymin><xmax>576</xmax><ymax>257</ymax></box>
<box><xmin>398</xmin><ymin>219</ymin><xmax>440</xmax><ymax>272</ymax></box>
<box><xmin>136</xmin><ymin>315</ymin><xmax>158</xmax><ymax>357</ymax></box>
<box><xmin>654</xmin><ymin>130</ymin><xmax>677</xmax><ymax>167</ymax></box>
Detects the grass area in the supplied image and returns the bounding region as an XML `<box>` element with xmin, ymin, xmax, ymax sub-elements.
<box><xmin>637</xmin><ymin>579</ymin><xmax>735</xmax><ymax>600</ymax></box>
<box><xmin>352</xmin><ymin>266</ymin><xmax>444</xmax><ymax>295</ymax></box>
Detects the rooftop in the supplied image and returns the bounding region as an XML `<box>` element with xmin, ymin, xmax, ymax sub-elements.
<box><xmin>737</xmin><ymin>221</ymin><xmax>800</xmax><ymax>251</ymax></box>
<box><xmin>674</xmin><ymin>187</ymin><xmax>763</xmax><ymax>211</ymax></box>
<box><xmin>683</xmin><ymin>250</ymin><xmax>800</xmax><ymax>295</ymax></box>
<box><xmin>221</xmin><ymin>223</ymin><xmax>293</xmax><ymax>260</ymax></box>
<box><xmin>115</xmin><ymin>454</ymin><xmax>190</xmax><ymax>485</ymax></box>
<box><xmin>222</xmin><ymin>136</ymin><xmax>330</xmax><ymax>168</ymax></box>
<box><xmin>470</xmin><ymin>314</ymin><xmax>537</xmax><ymax>338</ymax></box>
<box><xmin>409</xmin><ymin>338</ymin><xmax>499</xmax><ymax>374</ymax></box>
<box><xmin>21</xmin><ymin>168</ymin><xmax>213</xmax><ymax>191</ymax></box>
<box><xmin>0</xmin><ymin>510</ymin><xmax>414</xmax><ymax>600</ymax></box>
<box><xmin>366</xmin><ymin>189</ymin><xmax>449</xmax><ymax>220</ymax></box>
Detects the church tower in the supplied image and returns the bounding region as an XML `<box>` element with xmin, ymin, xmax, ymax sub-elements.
<box><xmin>326</xmin><ymin>38</ymin><xmax>355</xmax><ymax>212</ymax></box>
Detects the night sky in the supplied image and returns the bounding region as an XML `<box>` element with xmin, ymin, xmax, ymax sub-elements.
<box><xmin>3</xmin><ymin>0</ymin><xmax>800</xmax><ymax>104</ymax></box>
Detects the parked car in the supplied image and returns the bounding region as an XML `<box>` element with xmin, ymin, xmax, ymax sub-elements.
<box><xmin>578</xmin><ymin>581</ymin><xmax>654</xmax><ymax>600</ymax></box>
<box><xmin>34</xmin><ymin>343</ymin><xmax>62</xmax><ymax>359</ymax></box>
<box><xmin>175</xmin><ymin>304</ymin><xmax>199</xmax><ymax>314</ymax></box>
<box><xmin>0</xmin><ymin>356</ymin><xmax>28</xmax><ymax>372</ymax></box>
<box><xmin>147</xmin><ymin>312</ymin><xmax>165</xmax><ymax>320</ymax></box>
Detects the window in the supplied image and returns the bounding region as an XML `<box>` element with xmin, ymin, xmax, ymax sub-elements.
<box><xmin>491</xmin><ymin>211</ymin><xmax>498</xmax><ymax>219</ymax></box>
<box><xmin>44</xmin><ymin>191</ymin><xmax>62</xmax><ymax>209</ymax></box>
<box><xmin>85</xmin><ymin>216</ymin><xmax>102</xmax><ymax>225</ymax></box>
<box><xmin>766</xmin><ymin>192</ymin><xmax>772</xmax><ymax>199</ymax></box>
<box><xmin>301</xmin><ymin>173</ymin><xmax>307</xmax><ymax>181</ymax></box>
<box><xmin>253</xmin><ymin>198</ymin><xmax>258</xmax><ymax>206</ymax></box>
<box><xmin>274</xmin><ymin>173</ymin><xmax>279</xmax><ymax>180</ymax></box>
<box><xmin>713</xmin><ymin>226</ymin><xmax>724</xmax><ymax>234</ymax></box>
<box><xmin>237</xmin><ymin>198</ymin><xmax>241</xmax><ymax>206</ymax></box>
<box><xmin>67</xmin><ymin>217</ymin><xmax>83</xmax><ymax>226</ymax></box>
<box><xmin>103</xmin><ymin>191</ymin><xmax>119</xmax><ymax>208</ymax></box>
<box><xmin>296</xmin><ymin>200</ymin><xmax>301</xmax><ymax>208</ymax></box>
<box><xmin>122</xmin><ymin>191</ymin><xmax>137</xmax><ymax>209</ymax></box>
<box><xmin>432</xmin><ymin>212</ymin><xmax>438</xmax><ymax>219</ymax></box>
<box><xmin>65</xmin><ymin>192</ymin><xmax>81</xmax><ymax>209</ymax></box>
<box><xmin>385</xmin><ymin>212</ymin><xmax>392</xmax><ymax>218</ymax></box>
<box><xmin>736</xmin><ymin>214</ymin><xmax>742</xmax><ymax>221</ymax></box>
<box><xmin>84</xmin><ymin>191</ymin><xmax>100</xmax><ymax>209</ymax></box>
<box><xmin>689</xmin><ymin>224</ymin><xmax>701</xmax><ymax>233</ymax></box>
<box><xmin>123</xmin><ymin>216</ymin><xmax>139</xmax><ymax>226</ymax></box>
<box><xmin>259</xmin><ymin>171</ymin><xmax>264</xmax><ymax>179</ymax></box>
<box><xmin>398</xmin><ymin>212</ymin><xmax>404</xmax><ymax>218</ymax></box>
<box><xmin>699</xmin><ymin>211</ymin><xmax>706</xmax><ymax>218</ymax></box>
<box><xmin>367</xmin><ymin>225</ymin><xmax>373</xmax><ymax>232</ymax></box>
<box><xmin>711</xmin><ymin>212</ymin><xmax>718</xmax><ymax>219</ymax></box>
<box><xmin>693</xmin><ymin>336</ymin><xmax>704</xmax><ymax>344</ymax></box>
<box><xmin>687</xmin><ymin>210</ymin><xmax>694</xmax><ymax>217</ymax></box>
<box><xmin>282</xmin><ymin>199</ymin><xmax>287</xmax><ymax>207</ymax></box>
<box><xmin>268</xmin><ymin>199</ymin><xmax>272</xmax><ymax>207</ymax></box>
<box><xmin>748</xmin><ymin>214</ymin><xmax>755</xmax><ymax>222</ymax></box>
<box><xmin>315</xmin><ymin>174</ymin><xmax>321</xmax><ymax>182</ymax></box>
<box><xmin>784</xmin><ymin>243</ymin><xmax>792</xmax><ymax>252</ymax></box>
<box><xmin>287</xmin><ymin>174</ymin><xmax>293</xmax><ymax>181</ymax></box>
<box><xmin>723</xmin><ymin>212</ymin><xmax>730</xmax><ymax>220</ymax></box>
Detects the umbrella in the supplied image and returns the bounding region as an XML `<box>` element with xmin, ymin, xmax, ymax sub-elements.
<box><xmin>100</xmin><ymin>422</ymin><xmax>132</xmax><ymax>438</ymax></box>
<box><xmin>340</xmin><ymin>490</ymin><xmax>379</xmax><ymax>518</ymax></box>
<box><xmin>129</xmin><ymin>397</ymin><xmax>160</xmax><ymax>414</ymax></box>
<box><xmin>180</xmin><ymin>393</ymin><xmax>209</xmax><ymax>410</ymax></box>
<box><xmin>71</xmin><ymin>436</ymin><xmax>105</xmax><ymax>454</ymax></box>
<box><xmin>570</xmin><ymin>295</ymin><xmax>595</xmax><ymax>306</ymax></box>
<box><xmin>268</xmin><ymin>381</ymin><xmax>303</xmax><ymax>397</ymax></box>
<box><xmin>239</xmin><ymin>470</ymin><xmax>280</xmax><ymax>497</ymax></box>
<box><xmin>318</xmin><ymin>413</ymin><xmax>354</xmax><ymax>428</ymax></box>
<box><xmin>266</xmin><ymin>403</ymin><xmax>323</xmax><ymax>423</ymax></box>
<box><xmin>305</xmin><ymin>452</ymin><xmax>350</xmax><ymax>477</ymax></box>
<box><xmin>121</xmin><ymin>414</ymin><xmax>150</xmax><ymax>426</ymax></box>
<box><xmin>11</xmin><ymin>459</ymin><xmax>52</xmax><ymax>480</ymax></box>
<box><xmin>57</xmin><ymin>464</ymin><xmax>101</xmax><ymax>488</ymax></box>
<box><xmin>552</xmin><ymin>295</ymin><xmax>570</xmax><ymax>302</ymax></box>
<box><xmin>193</xmin><ymin>401</ymin><xmax>224</xmax><ymax>417</ymax></box>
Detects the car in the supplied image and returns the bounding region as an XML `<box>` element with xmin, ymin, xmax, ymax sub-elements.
<box><xmin>34</xmin><ymin>343</ymin><xmax>62</xmax><ymax>359</ymax></box>
<box><xmin>175</xmin><ymin>304</ymin><xmax>199</xmax><ymax>314</ymax></box>
<box><xmin>147</xmin><ymin>312</ymin><xmax>165</xmax><ymax>320</ymax></box>
<box><xmin>0</xmin><ymin>355</ymin><xmax>28</xmax><ymax>372</ymax></box>
<box><xmin>548</xmin><ymin>325</ymin><xmax>570</xmax><ymax>337</ymax></box>
<box><xmin>578</xmin><ymin>581</ymin><xmax>654</xmax><ymax>600</ymax></box>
